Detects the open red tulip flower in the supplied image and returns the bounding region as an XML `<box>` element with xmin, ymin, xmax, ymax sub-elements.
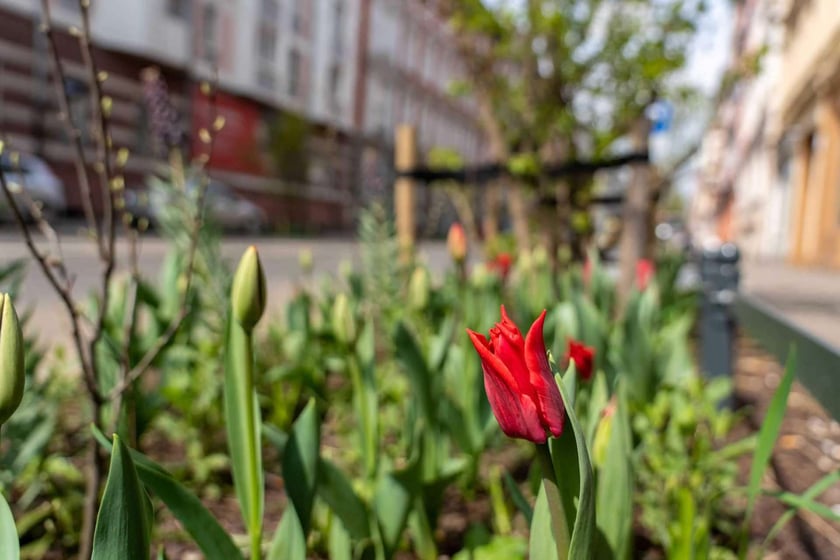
<box><xmin>566</xmin><ymin>339</ymin><xmax>595</xmax><ymax>381</ymax></box>
<box><xmin>467</xmin><ymin>306</ymin><xmax>565</xmax><ymax>443</ymax></box>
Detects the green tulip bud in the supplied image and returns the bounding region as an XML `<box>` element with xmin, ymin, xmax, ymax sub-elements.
<box><xmin>407</xmin><ymin>266</ymin><xmax>430</xmax><ymax>310</ymax></box>
<box><xmin>231</xmin><ymin>246</ymin><xmax>267</xmax><ymax>332</ymax></box>
<box><xmin>0</xmin><ymin>293</ymin><xmax>24</xmax><ymax>426</ymax></box>
<box><xmin>298</xmin><ymin>248</ymin><xmax>313</xmax><ymax>275</ymax></box>
<box><xmin>331</xmin><ymin>293</ymin><xmax>356</xmax><ymax>345</ymax></box>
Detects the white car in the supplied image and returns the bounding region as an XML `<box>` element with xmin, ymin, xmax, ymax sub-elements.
<box><xmin>0</xmin><ymin>153</ymin><xmax>67</xmax><ymax>221</ymax></box>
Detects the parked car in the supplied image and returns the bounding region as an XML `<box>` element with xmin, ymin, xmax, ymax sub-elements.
<box><xmin>126</xmin><ymin>176</ymin><xmax>269</xmax><ymax>234</ymax></box>
<box><xmin>0</xmin><ymin>153</ymin><xmax>66</xmax><ymax>221</ymax></box>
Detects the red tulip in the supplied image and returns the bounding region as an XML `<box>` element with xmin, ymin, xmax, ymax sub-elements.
<box><xmin>565</xmin><ymin>339</ymin><xmax>595</xmax><ymax>381</ymax></box>
<box><xmin>490</xmin><ymin>252</ymin><xmax>513</xmax><ymax>281</ymax></box>
<box><xmin>447</xmin><ymin>223</ymin><xmax>468</xmax><ymax>263</ymax></box>
<box><xmin>636</xmin><ymin>259</ymin><xmax>655</xmax><ymax>291</ymax></box>
<box><xmin>467</xmin><ymin>306</ymin><xmax>565</xmax><ymax>443</ymax></box>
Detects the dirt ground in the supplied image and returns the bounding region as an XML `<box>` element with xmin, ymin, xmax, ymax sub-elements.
<box><xmin>735</xmin><ymin>336</ymin><xmax>840</xmax><ymax>559</ymax></box>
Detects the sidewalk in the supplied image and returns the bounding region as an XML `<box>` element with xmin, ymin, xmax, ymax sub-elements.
<box><xmin>741</xmin><ymin>259</ymin><xmax>840</xmax><ymax>349</ymax></box>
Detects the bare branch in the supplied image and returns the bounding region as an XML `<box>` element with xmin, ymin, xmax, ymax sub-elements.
<box><xmin>39</xmin><ymin>0</ymin><xmax>101</xmax><ymax>253</ymax></box>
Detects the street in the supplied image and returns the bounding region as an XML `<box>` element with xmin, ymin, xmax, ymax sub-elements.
<box><xmin>0</xmin><ymin>229</ymin><xmax>451</xmax><ymax>352</ymax></box>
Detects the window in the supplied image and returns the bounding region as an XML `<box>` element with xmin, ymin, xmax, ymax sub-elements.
<box><xmin>288</xmin><ymin>49</ymin><xmax>301</xmax><ymax>97</ymax></box>
<box><xmin>332</xmin><ymin>0</ymin><xmax>343</xmax><ymax>57</ymax></box>
<box><xmin>292</xmin><ymin>0</ymin><xmax>303</xmax><ymax>33</ymax></box>
<box><xmin>201</xmin><ymin>3</ymin><xmax>218</xmax><ymax>62</ymax></box>
<box><xmin>257</xmin><ymin>67</ymin><xmax>275</xmax><ymax>90</ymax></box>
<box><xmin>257</xmin><ymin>24</ymin><xmax>276</xmax><ymax>61</ymax></box>
<box><xmin>261</xmin><ymin>0</ymin><xmax>279</xmax><ymax>20</ymax></box>
<box><xmin>327</xmin><ymin>64</ymin><xmax>341</xmax><ymax>113</ymax></box>
<box><xmin>167</xmin><ymin>0</ymin><xmax>190</xmax><ymax>19</ymax></box>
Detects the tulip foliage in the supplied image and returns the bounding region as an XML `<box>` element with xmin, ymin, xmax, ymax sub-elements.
<box><xmin>0</xmin><ymin>237</ymin><xmax>815</xmax><ymax>559</ymax></box>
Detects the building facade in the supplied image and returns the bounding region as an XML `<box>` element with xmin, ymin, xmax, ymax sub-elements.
<box><xmin>0</xmin><ymin>0</ymin><xmax>368</xmax><ymax>231</ymax></box>
<box><xmin>351</xmin><ymin>0</ymin><xmax>487</xmax><ymax>235</ymax></box>
<box><xmin>694</xmin><ymin>0</ymin><xmax>840</xmax><ymax>268</ymax></box>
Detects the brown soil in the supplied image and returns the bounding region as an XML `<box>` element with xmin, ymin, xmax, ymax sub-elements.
<box><xmin>734</xmin><ymin>336</ymin><xmax>840</xmax><ymax>559</ymax></box>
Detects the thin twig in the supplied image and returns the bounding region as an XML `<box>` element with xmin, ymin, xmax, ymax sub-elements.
<box><xmin>0</xmin><ymin>157</ymin><xmax>100</xmax><ymax>403</ymax></box>
<box><xmin>39</xmin><ymin>0</ymin><xmax>101</xmax><ymax>253</ymax></box>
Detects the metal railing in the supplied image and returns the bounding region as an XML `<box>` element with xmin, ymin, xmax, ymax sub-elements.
<box><xmin>734</xmin><ymin>292</ymin><xmax>840</xmax><ymax>420</ymax></box>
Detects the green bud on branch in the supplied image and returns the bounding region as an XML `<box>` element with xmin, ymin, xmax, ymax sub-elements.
<box><xmin>0</xmin><ymin>293</ymin><xmax>24</xmax><ymax>426</ymax></box>
<box><xmin>231</xmin><ymin>246</ymin><xmax>267</xmax><ymax>332</ymax></box>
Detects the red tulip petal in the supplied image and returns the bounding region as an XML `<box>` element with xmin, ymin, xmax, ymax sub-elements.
<box><xmin>468</xmin><ymin>328</ymin><xmax>546</xmax><ymax>443</ymax></box>
<box><xmin>524</xmin><ymin>311</ymin><xmax>566</xmax><ymax>438</ymax></box>
<box><xmin>481</xmin><ymin>363</ymin><xmax>547</xmax><ymax>442</ymax></box>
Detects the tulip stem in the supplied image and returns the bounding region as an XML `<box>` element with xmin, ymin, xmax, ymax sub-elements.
<box><xmin>536</xmin><ymin>443</ymin><xmax>570</xmax><ymax>560</ymax></box>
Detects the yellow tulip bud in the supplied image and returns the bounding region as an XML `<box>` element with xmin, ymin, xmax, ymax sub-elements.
<box><xmin>231</xmin><ymin>246</ymin><xmax>267</xmax><ymax>332</ymax></box>
<box><xmin>0</xmin><ymin>293</ymin><xmax>24</xmax><ymax>426</ymax></box>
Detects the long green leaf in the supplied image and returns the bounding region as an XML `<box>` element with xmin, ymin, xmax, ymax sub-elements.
<box><xmin>739</xmin><ymin>350</ymin><xmax>796</xmax><ymax>558</ymax></box>
<box><xmin>375</xmin><ymin>460</ymin><xmax>422</xmax><ymax>557</ymax></box>
<box><xmin>769</xmin><ymin>491</ymin><xmax>840</xmax><ymax>522</ymax></box>
<box><xmin>552</xmin><ymin>373</ymin><xmax>596</xmax><ymax>559</ymax></box>
<box><xmin>595</xmin><ymin>388</ymin><xmax>632</xmax><ymax>560</ymax></box>
<box><xmin>529</xmin><ymin>484</ymin><xmax>567</xmax><ymax>560</ymax></box>
<box><xmin>0</xmin><ymin>492</ymin><xmax>19</xmax><ymax>560</ymax></box>
<box><xmin>92</xmin><ymin>426</ymin><xmax>243</xmax><ymax>560</ymax></box>
<box><xmin>267</xmin><ymin>508</ymin><xmax>307</xmax><ymax>560</ymax></box>
<box><xmin>224</xmin><ymin>316</ymin><xmax>264</xmax><ymax>556</ymax></box>
<box><xmin>281</xmin><ymin>399</ymin><xmax>320</xmax><ymax>535</ymax></box>
<box><xmin>316</xmin><ymin>458</ymin><xmax>371</xmax><ymax>540</ymax></box>
<box><xmin>91</xmin><ymin>435</ymin><xmax>151</xmax><ymax>560</ymax></box>
<box><xmin>747</xmin><ymin>351</ymin><xmax>796</xmax><ymax>513</ymax></box>
<box><xmin>762</xmin><ymin>469</ymin><xmax>840</xmax><ymax>551</ymax></box>
<box><xmin>394</xmin><ymin>322</ymin><xmax>435</xmax><ymax>425</ymax></box>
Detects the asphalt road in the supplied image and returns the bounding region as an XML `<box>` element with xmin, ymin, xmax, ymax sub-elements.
<box><xmin>0</xmin><ymin>228</ymin><xmax>450</xmax><ymax>353</ymax></box>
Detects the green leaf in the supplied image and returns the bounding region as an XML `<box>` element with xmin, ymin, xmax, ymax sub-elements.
<box><xmin>503</xmin><ymin>472</ymin><xmax>533</xmax><ymax>525</ymax></box>
<box><xmin>394</xmin><ymin>322</ymin><xmax>435</xmax><ymax>425</ymax></box>
<box><xmin>0</xmin><ymin>492</ymin><xmax>19</xmax><ymax>560</ymax></box>
<box><xmin>224</xmin><ymin>316</ymin><xmax>264</xmax><ymax>553</ymax></box>
<box><xmin>327</xmin><ymin>517</ymin><xmax>353</xmax><ymax>560</ymax></box>
<box><xmin>739</xmin><ymin>350</ymin><xmax>796</xmax><ymax>558</ymax></box>
<box><xmin>551</xmin><ymin>373</ymin><xmax>596</xmax><ymax>559</ymax></box>
<box><xmin>374</xmin><ymin>461</ymin><xmax>422</xmax><ymax>557</ymax></box>
<box><xmin>595</xmin><ymin>387</ymin><xmax>632</xmax><ymax>560</ymax></box>
<box><xmin>316</xmin><ymin>458</ymin><xmax>371</xmax><ymax>540</ymax></box>
<box><xmin>769</xmin><ymin>490</ymin><xmax>840</xmax><ymax>522</ymax></box>
<box><xmin>747</xmin><ymin>351</ymin><xmax>796</xmax><ymax>514</ymax></box>
<box><xmin>529</xmin><ymin>484</ymin><xmax>567</xmax><ymax>560</ymax></box>
<box><xmin>268</xmin><ymin>508</ymin><xmax>307</xmax><ymax>560</ymax></box>
<box><xmin>762</xmin><ymin>469</ymin><xmax>840</xmax><ymax>551</ymax></box>
<box><xmin>91</xmin><ymin>435</ymin><xmax>152</xmax><ymax>560</ymax></box>
<box><xmin>282</xmin><ymin>399</ymin><xmax>320</xmax><ymax>535</ymax></box>
<box><xmin>92</xmin><ymin>426</ymin><xmax>242</xmax><ymax>560</ymax></box>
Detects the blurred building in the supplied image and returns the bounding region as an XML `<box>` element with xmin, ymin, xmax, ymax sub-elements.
<box><xmin>691</xmin><ymin>0</ymin><xmax>788</xmax><ymax>257</ymax></box>
<box><xmin>353</xmin><ymin>0</ymin><xmax>487</xmax><ymax>232</ymax></box>
<box><xmin>695</xmin><ymin>0</ymin><xmax>840</xmax><ymax>267</ymax></box>
<box><xmin>0</xmin><ymin>0</ymin><xmax>484</xmax><ymax>232</ymax></box>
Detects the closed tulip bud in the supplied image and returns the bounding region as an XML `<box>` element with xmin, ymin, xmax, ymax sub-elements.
<box><xmin>407</xmin><ymin>266</ymin><xmax>430</xmax><ymax>310</ymax></box>
<box><xmin>447</xmin><ymin>223</ymin><xmax>467</xmax><ymax>263</ymax></box>
<box><xmin>331</xmin><ymin>293</ymin><xmax>356</xmax><ymax>345</ymax></box>
<box><xmin>592</xmin><ymin>398</ymin><xmax>617</xmax><ymax>467</ymax></box>
<box><xmin>298</xmin><ymin>248</ymin><xmax>313</xmax><ymax>275</ymax></box>
<box><xmin>231</xmin><ymin>246</ymin><xmax>267</xmax><ymax>332</ymax></box>
<box><xmin>0</xmin><ymin>293</ymin><xmax>24</xmax><ymax>426</ymax></box>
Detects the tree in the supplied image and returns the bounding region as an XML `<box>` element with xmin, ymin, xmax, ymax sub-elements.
<box><xmin>446</xmin><ymin>0</ymin><xmax>707</xmax><ymax>266</ymax></box>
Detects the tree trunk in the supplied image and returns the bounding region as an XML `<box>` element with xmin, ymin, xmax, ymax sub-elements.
<box><xmin>618</xmin><ymin>117</ymin><xmax>653</xmax><ymax>306</ymax></box>
<box><xmin>507</xmin><ymin>180</ymin><xmax>531</xmax><ymax>253</ymax></box>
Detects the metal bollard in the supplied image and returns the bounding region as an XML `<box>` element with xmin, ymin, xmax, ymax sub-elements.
<box><xmin>699</xmin><ymin>243</ymin><xmax>740</xmax><ymax>387</ymax></box>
